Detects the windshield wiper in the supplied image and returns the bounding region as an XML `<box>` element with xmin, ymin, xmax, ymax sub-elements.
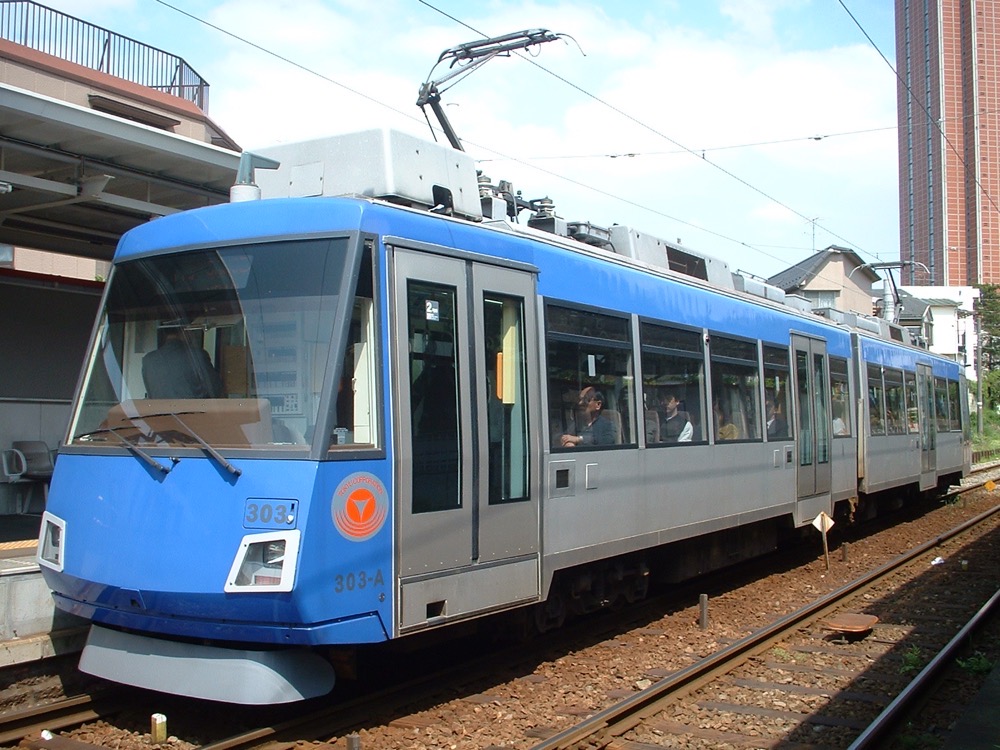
<box><xmin>82</xmin><ymin>426</ymin><xmax>173</xmax><ymax>475</ymax></box>
<box><xmin>167</xmin><ymin>413</ymin><xmax>242</xmax><ymax>477</ymax></box>
<box><xmin>76</xmin><ymin>411</ymin><xmax>240</xmax><ymax>477</ymax></box>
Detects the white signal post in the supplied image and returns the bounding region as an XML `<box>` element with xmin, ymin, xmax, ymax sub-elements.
<box><xmin>812</xmin><ymin>512</ymin><xmax>835</xmax><ymax>571</ymax></box>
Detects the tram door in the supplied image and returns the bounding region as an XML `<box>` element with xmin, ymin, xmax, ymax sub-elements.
<box><xmin>916</xmin><ymin>363</ymin><xmax>937</xmax><ymax>489</ymax></box>
<box><xmin>392</xmin><ymin>246</ymin><xmax>540</xmax><ymax>630</ymax></box>
<box><xmin>792</xmin><ymin>335</ymin><xmax>832</xmax><ymax>499</ymax></box>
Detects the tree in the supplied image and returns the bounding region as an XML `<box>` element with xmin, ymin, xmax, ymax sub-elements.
<box><xmin>975</xmin><ymin>285</ymin><xmax>1000</xmax><ymax>410</ymax></box>
<box><xmin>984</xmin><ymin>369</ymin><xmax>1000</xmax><ymax>413</ymax></box>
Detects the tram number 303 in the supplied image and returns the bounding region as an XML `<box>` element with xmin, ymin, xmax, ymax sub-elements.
<box><xmin>243</xmin><ymin>499</ymin><xmax>297</xmax><ymax>529</ymax></box>
<box><xmin>335</xmin><ymin>569</ymin><xmax>385</xmax><ymax>593</ymax></box>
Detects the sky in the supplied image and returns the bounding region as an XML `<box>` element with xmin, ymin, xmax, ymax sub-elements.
<box><xmin>34</xmin><ymin>0</ymin><xmax>899</xmax><ymax>280</ymax></box>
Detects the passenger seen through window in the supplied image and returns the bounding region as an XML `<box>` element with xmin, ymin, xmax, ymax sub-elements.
<box><xmin>546</xmin><ymin>305</ymin><xmax>633</xmax><ymax>449</ymax></box>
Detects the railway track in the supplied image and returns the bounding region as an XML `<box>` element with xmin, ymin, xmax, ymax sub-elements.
<box><xmin>3</xmin><ymin>471</ymin><xmax>998</xmax><ymax>750</ymax></box>
<box><xmin>533</xmin><ymin>493</ymin><xmax>1000</xmax><ymax>749</ymax></box>
<box><xmin>0</xmin><ymin>690</ymin><xmax>122</xmax><ymax>747</ymax></box>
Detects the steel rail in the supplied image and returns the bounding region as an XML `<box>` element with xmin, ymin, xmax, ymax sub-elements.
<box><xmin>0</xmin><ymin>691</ymin><xmax>116</xmax><ymax>745</ymax></box>
<box><xmin>847</xmin><ymin>585</ymin><xmax>1000</xmax><ymax>749</ymax></box>
<box><xmin>532</xmin><ymin>493</ymin><xmax>1000</xmax><ymax>750</ymax></box>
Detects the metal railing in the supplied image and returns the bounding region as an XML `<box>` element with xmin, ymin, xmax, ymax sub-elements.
<box><xmin>972</xmin><ymin>447</ymin><xmax>1000</xmax><ymax>465</ymax></box>
<box><xmin>0</xmin><ymin>0</ymin><xmax>209</xmax><ymax>110</ymax></box>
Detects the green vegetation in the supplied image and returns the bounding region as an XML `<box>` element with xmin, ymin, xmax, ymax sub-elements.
<box><xmin>972</xmin><ymin>285</ymin><xmax>1000</xmax><ymax>450</ymax></box>
<box><xmin>972</xmin><ymin>406</ymin><xmax>1000</xmax><ymax>452</ymax></box>
<box><xmin>895</xmin><ymin>728</ymin><xmax>942</xmax><ymax>749</ymax></box>
<box><xmin>900</xmin><ymin>645</ymin><xmax>924</xmax><ymax>675</ymax></box>
<box><xmin>956</xmin><ymin>651</ymin><xmax>994</xmax><ymax>675</ymax></box>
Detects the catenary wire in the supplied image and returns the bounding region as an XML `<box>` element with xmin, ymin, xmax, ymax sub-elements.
<box><xmin>151</xmin><ymin>0</ymin><xmax>889</xmax><ymax>299</ymax></box>
<box><xmin>478</xmin><ymin>125</ymin><xmax>898</xmax><ymax>162</ymax></box>
<box><xmin>836</xmin><ymin>0</ymin><xmax>1000</xmax><ymax>270</ymax></box>
<box><xmin>414</xmin><ymin>0</ymin><xmax>883</xmax><ymax>265</ymax></box>
<box><xmin>413</xmin><ymin>0</ymin><xmax>895</xmax><ymax>298</ymax></box>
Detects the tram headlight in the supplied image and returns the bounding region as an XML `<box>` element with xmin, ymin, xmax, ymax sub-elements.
<box><xmin>255</xmin><ymin>541</ymin><xmax>286</xmax><ymax>585</ymax></box>
<box><xmin>224</xmin><ymin>530</ymin><xmax>300</xmax><ymax>593</ymax></box>
<box><xmin>37</xmin><ymin>512</ymin><xmax>66</xmax><ymax>572</ymax></box>
<box><xmin>263</xmin><ymin>540</ymin><xmax>285</xmax><ymax>565</ymax></box>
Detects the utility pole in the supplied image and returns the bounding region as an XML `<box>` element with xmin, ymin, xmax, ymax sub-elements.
<box><xmin>960</xmin><ymin>305</ymin><xmax>984</xmax><ymax>438</ymax></box>
<box><xmin>851</xmin><ymin>260</ymin><xmax>930</xmax><ymax>323</ymax></box>
<box><xmin>976</xmin><ymin>306</ymin><xmax>984</xmax><ymax>436</ymax></box>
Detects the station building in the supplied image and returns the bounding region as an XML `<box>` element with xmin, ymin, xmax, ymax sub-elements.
<box><xmin>0</xmin><ymin>0</ymin><xmax>240</xmax><ymax>517</ymax></box>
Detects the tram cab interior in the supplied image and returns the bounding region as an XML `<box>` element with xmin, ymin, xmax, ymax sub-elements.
<box><xmin>66</xmin><ymin>238</ymin><xmax>379</xmax><ymax>458</ymax></box>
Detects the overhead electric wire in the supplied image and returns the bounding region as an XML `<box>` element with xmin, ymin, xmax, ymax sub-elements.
<box><xmin>153</xmin><ymin>0</ymin><xmax>420</xmax><ymax>125</ymax></box>
<box><xmin>477</xmin><ymin>124</ymin><xmax>898</xmax><ymax>163</ymax></box>
<box><xmin>149</xmin><ymin>0</ymin><xmax>799</xmax><ymax>264</ymax></box>
<box><xmin>837</xmin><ymin>0</ymin><xmax>1000</xmax><ymax>249</ymax></box>
<box><xmin>481</xmin><ymin>103</ymin><xmax>1000</xmax><ymax>163</ymax></box>
<box><xmin>153</xmin><ymin>0</ymin><xmax>887</xmax><ymax>296</ymax></box>
<box><xmin>413</xmin><ymin>0</ymin><xmax>896</xmax><ymax>296</ymax></box>
<box><xmin>414</xmin><ymin>0</ymin><xmax>882</xmax><ymax>266</ymax></box>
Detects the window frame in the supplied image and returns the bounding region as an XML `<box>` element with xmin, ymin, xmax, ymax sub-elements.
<box><xmin>545</xmin><ymin>301</ymin><xmax>636</xmax><ymax>451</ymax></box>
<box><xmin>883</xmin><ymin>368</ymin><xmax>906</xmax><ymax>435</ymax></box>
<box><xmin>325</xmin><ymin>239</ymin><xmax>383</xmax><ymax>458</ymax></box>
<box><xmin>830</xmin><ymin>356</ymin><xmax>852</xmax><ymax>437</ymax></box>
<box><xmin>708</xmin><ymin>332</ymin><xmax>761</xmax><ymax>443</ymax></box>
<box><xmin>904</xmin><ymin>369</ymin><xmax>919</xmax><ymax>434</ymax></box>
<box><xmin>639</xmin><ymin>319</ymin><xmax>707</xmax><ymax>447</ymax></box>
<box><xmin>762</xmin><ymin>343</ymin><xmax>793</xmax><ymax>441</ymax></box>
<box><xmin>867</xmin><ymin>363</ymin><xmax>886</xmax><ymax>436</ymax></box>
<box><xmin>947</xmin><ymin>379</ymin><xmax>962</xmax><ymax>432</ymax></box>
<box><xmin>934</xmin><ymin>376</ymin><xmax>950</xmax><ymax>433</ymax></box>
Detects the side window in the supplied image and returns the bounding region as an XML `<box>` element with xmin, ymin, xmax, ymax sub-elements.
<box><xmin>867</xmin><ymin>364</ymin><xmax>886</xmax><ymax>435</ymax></box>
<box><xmin>547</xmin><ymin>305</ymin><xmax>634</xmax><ymax>450</ymax></box>
<box><xmin>763</xmin><ymin>345</ymin><xmax>792</xmax><ymax>440</ymax></box>
<box><xmin>935</xmin><ymin>377</ymin><xmax>950</xmax><ymax>432</ymax></box>
<box><xmin>884</xmin><ymin>369</ymin><xmax>906</xmax><ymax>435</ymax></box>
<box><xmin>710</xmin><ymin>336</ymin><xmax>760</xmax><ymax>442</ymax></box>
<box><xmin>948</xmin><ymin>380</ymin><xmax>962</xmax><ymax>431</ymax></box>
<box><xmin>813</xmin><ymin>352</ymin><xmax>830</xmax><ymax>464</ymax></box>
<box><xmin>830</xmin><ymin>356</ymin><xmax>851</xmax><ymax>437</ymax></box>
<box><xmin>904</xmin><ymin>370</ymin><xmax>919</xmax><ymax>434</ymax></box>
<box><xmin>330</xmin><ymin>246</ymin><xmax>378</xmax><ymax>451</ymax></box>
<box><xmin>483</xmin><ymin>294</ymin><xmax>529</xmax><ymax>504</ymax></box>
<box><xmin>640</xmin><ymin>322</ymin><xmax>706</xmax><ymax>445</ymax></box>
<box><xmin>407</xmin><ymin>281</ymin><xmax>460</xmax><ymax>513</ymax></box>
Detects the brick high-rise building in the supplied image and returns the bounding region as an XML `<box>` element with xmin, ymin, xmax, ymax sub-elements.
<box><xmin>896</xmin><ymin>0</ymin><xmax>1000</xmax><ymax>285</ymax></box>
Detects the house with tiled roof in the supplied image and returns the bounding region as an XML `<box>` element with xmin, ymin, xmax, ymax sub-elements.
<box><xmin>897</xmin><ymin>286</ymin><xmax>979</xmax><ymax>381</ymax></box>
<box><xmin>767</xmin><ymin>245</ymin><xmax>881</xmax><ymax>315</ymax></box>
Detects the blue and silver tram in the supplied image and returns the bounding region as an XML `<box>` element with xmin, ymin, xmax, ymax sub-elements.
<box><xmin>37</xmin><ymin>130</ymin><xmax>970</xmax><ymax>703</ymax></box>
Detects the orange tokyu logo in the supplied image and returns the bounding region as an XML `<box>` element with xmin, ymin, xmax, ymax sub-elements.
<box><xmin>332</xmin><ymin>473</ymin><xmax>388</xmax><ymax>541</ymax></box>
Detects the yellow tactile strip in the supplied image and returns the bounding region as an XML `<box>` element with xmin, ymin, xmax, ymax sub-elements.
<box><xmin>0</xmin><ymin>540</ymin><xmax>37</xmax><ymax>551</ymax></box>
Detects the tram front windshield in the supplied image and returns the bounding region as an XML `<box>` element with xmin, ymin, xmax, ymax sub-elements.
<box><xmin>69</xmin><ymin>238</ymin><xmax>354</xmax><ymax>451</ymax></box>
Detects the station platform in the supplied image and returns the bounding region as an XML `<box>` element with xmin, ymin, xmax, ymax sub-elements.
<box><xmin>946</xmin><ymin>661</ymin><xmax>1000</xmax><ymax>748</ymax></box>
<box><xmin>0</xmin><ymin>514</ymin><xmax>87</xmax><ymax>666</ymax></box>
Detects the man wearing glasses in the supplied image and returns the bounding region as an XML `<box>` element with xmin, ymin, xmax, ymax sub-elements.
<box><xmin>561</xmin><ymin>386</ymin><xmax>616</xmax><ymax>447</ymax></box>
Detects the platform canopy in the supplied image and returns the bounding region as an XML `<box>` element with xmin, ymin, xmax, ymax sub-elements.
<box><xmin>0</xmin><ymin>83</ymin><xmax>241</xmax><ymax>261</ymax></box>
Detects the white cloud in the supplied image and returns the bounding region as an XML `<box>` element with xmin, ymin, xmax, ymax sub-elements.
<box><xmin>719</xmin><ymin>0</ymin><xmax>807</xmax><ymax>40</ymax></box>
<box><xmin>39</xmin><ymin>0</ymin><xmax>897</xmax><ymax>277</ymax></box>
<box><xmin>407</xmin><ymin>7</ymin><xmax>899</xmax><ymax>275</ymax></box>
